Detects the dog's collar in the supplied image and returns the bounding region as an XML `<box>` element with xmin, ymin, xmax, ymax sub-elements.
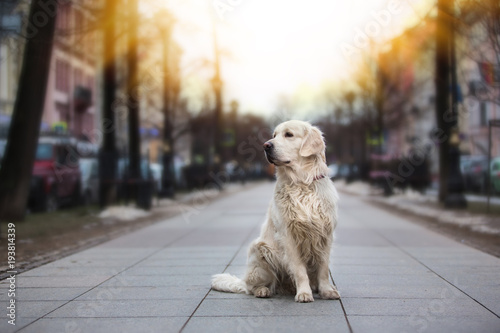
<box><xmin>313</xmin><ymin>175</ymin><xmax>326</xmax><ymax>181</ymax></box>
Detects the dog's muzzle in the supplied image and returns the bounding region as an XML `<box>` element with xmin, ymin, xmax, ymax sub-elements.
<box><xmin>263</xmin><ymin>141</ymin><xmax>275</xmax><ymax>164</ymax></box>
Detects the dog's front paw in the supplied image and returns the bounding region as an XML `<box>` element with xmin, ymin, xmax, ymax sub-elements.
<box><xmin>254</xmin><ymin>286</ymin><xmax>271</xmax><ymax>298</ymax></box>
<box><xmin>295</xmin><ymin>292</ymin><xmax>314</xmax><ymax>303</ymax></box>
<box><xmin>319</xmin><ymin>288</ymin><xmax>340</xmax><ymax>300</ymax></box>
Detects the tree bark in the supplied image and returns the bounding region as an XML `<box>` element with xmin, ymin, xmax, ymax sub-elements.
<box><xmin>99</xmin><ymin>0</ymin><xmax>118</xmax><ymax>208</ymax></box>
<box><xmin>435</xmin><ymin>0</ymin><xmax>452</xmax><ymax>202</ymax></box>
<box><xmin>127</xmin><ymin>0</ymin><xmax>141</xmax><ymax>197</ymax></box>
<box><xmin>161</xmin><ymin>22</ymin><xmax>175</xmax><ymax>197</ymax></box>
<box><xmin>212</xmin><ymin>26</ymin><xmax>223</xmax><ymax>171</ymax></box>
<box><xmin>0</xmin><ymin>0</ymin><xmax>58</xmax><ymax>221</ymax></box>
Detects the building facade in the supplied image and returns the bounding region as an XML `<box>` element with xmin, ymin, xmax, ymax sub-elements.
<box><xmin>0</xmin><ymin>0</ymin><xmax>100</xmax><ymax>139</ymax></box>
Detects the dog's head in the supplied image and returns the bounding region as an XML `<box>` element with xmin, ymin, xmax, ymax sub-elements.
<box><xmin>263</xmin><ymin>120</ymin><xmax>326</xmax><ymax>171</ymax></box>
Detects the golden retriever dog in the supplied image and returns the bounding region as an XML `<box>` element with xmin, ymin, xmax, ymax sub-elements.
<box><xmin>211</xmin><ymin>120</ymin><xmax>340</xmax><ymax>303</ymax></box>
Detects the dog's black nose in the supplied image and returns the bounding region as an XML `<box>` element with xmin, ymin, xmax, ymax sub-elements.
<box><xmin>263</xmin><ymin>141</ymin><xmax>273</xmax><ymax>151</ymax></box>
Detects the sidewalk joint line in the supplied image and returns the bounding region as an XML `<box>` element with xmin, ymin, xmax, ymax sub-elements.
<box><xmin>356</xmin><ymin>215</ymin><xmax>500</xmax><ymax>320</ymax></box>
<box><xmin>179</xmin><ymin>219</ymin><xmax>262</xmax><ymax>333</ymax></box>
<box><xmin>17</xmin><ymin>214</ymin><xmax>214</xmax><ymax>332</ymax></box>
<box><xmin>394</xmin><ymin>245</ymin><xmax>500</xmax><ymax>319</ymax></box>
<box><xmin>330</xmin><ymin>270</ymin><xmax>354</xmax><ymax>333</ymax></box>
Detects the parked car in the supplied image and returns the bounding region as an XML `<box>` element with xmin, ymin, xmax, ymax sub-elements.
<box><xmin>370</xmin><ymin>153</ymin><xmax>431</xmax><ymax>195</ymax></box>
<box><xmin>461</xmin><ymin>155</ymin><xmax>489</xmax><ymax>193</ymax></box>
<box><xmin>28</xmin><ymin>136</ymin><xmax>82</xmax><ymax>212</ymax></box>
<box><xmin>117</xmin><ymin>158</ymin><xmax>153</xmax><ymax>181</ymax></box>
<box><xmin>183</xmin><ymin>163</ymin><xmax>213</xmax><ymax>189</ymax></box>
<box><xmin>116</xmin><ymin>158</ymin><xmax>155</xmax><ymax>206</ymax></box>
<box><xmin>490</xmin><ymin>157</ymin><xmax>500</xmax><ymax>193</ymax></box>
<box><xmin>0</xmin><ymin>138</ymin><xmax>6</xmax><ymax>168</ymax></box>
<box><xmin>338</xmin><ymin>163</ymin><xmax>359</xmax><ymax>182</ymax></box>
<box><xmin>149</xmin><ymin>163</ymin><xmax>163</xmax><ymax>193</ymax></box>
<box><xmin>328</xmin><ymin>163</ymin><xmax>339</xmax><ymax>180</ymax></box>
<box><xmin>225</xmin><ymin>160</ymin><xmax>246</xmax><ymax>183</ymax></box>
<box><xmin>79</xmin><ymin>157</ymin><xmax>99</xmax><ymax>205</ymax></box>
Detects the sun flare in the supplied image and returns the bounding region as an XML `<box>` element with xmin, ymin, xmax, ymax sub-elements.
<box><xmin>144</xmin><ymin>0</ymin><xmax>432</xmax><ymax>114</ymax></box>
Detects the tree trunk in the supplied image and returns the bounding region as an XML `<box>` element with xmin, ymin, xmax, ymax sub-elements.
<box><xmin>161</xmin><ymin>23</ymin><xmax>175</xmax><ymax>197</ymax></box>
<box><xmin>0</xmin><ymin>0</ymin><xmax>58</xmax><ymax>221</ymax></box>
<box><xmin>127</xmin><ymin>0</ymin><xmax>141</xmax><ymax>199</ymax></box>
<box><xmin>212</xmin><ymin>26</ymin><xmax>223</xmax><ymax>171</ymax></box>
<box><xmin>99</xmin><ymin>0</ymin><xmax>118</xmax><ymax>208</ymax></box>
<box><xmin>435</xmin><ymin>0</ymin><xmax>452</xmax><ymax>202</ymax></box>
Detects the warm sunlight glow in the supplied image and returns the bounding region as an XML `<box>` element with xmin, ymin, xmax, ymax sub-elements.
<box><xmin>145</xmin><ymin>0</ymin><xmax>433</xmax><ymax>114</ymax></box>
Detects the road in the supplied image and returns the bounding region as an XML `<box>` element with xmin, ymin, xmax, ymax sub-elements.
<box><xmin>1</xmin><ymin>181</ymin><xmax>499</xmax><ymax>332</ymax></box>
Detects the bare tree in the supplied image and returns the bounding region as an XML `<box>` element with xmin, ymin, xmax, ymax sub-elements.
<box><xmin>99</xmin><ymin>0</ymin><xmax>119</xmax><ymax>208</ymax></box>
<box><xmin>0</xmin><ymin>0</ymin><xmax>58</xmax><ymax>221</ymax></box>
<box><xmin>457</xmin><ymin>0</ymin><xmax>500</xmax><ymax>105</ymax></box>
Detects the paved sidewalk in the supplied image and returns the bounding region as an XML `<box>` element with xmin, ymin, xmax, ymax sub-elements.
<box><xmin>1</xmin><ymin>182</ymin><xmax>500</xmax><ymax>332</ymax></box>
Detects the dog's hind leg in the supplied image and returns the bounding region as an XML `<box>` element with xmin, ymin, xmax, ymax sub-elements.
<box><xmin>244</xmin><ymin>240</ymin><xmax>277</xmax><ymax>298</ymax></box>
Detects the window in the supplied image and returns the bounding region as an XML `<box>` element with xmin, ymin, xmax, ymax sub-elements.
<box><xmin>55</xmin><ymin>59</ymin><xmax>70</xmax><ymax>92</ymax></box>
<box><xmin>479</xmin><ymin>102</ymin><xmax>487</xmax><ymax>126</ymax></box>
<box><xmin>35</xmin><ymin>143</ymin><xmax>53</xmax><ymax>160</ymax></box>
<box><xmin>56</xmin><ymin>4</ymin><xmax>70</xmax><ymax>31</ymax></box>
<box><xmin>74</xmin><ymin>68</ymin><xmax>83</xmax><ymax>87</ymax></box>
<box><xmin>86</xmin><ymin>75</ymin><xmax>94</xmax><ymax>89</ymax></box>
<box><xmin>56</xmin><ymin>103</ymin><xmax>70</xmax><ymax>123</ymax></box>
<box><xmin>74</xmin><ymin>9</ymin><xmax>83</xmax><ymax>31</ymax></box>
<box><xmin>87</xmin><ymin>31</ymin><xmax>94</xmax><ymax>55</ymax></box>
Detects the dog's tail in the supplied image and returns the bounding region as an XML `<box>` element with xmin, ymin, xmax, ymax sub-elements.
<box><xmin>211</xmin><ymin>273</ymin><xmax>248</xmax><ymax>294</ymax></box>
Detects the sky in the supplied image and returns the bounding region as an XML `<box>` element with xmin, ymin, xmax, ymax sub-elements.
<box><xmin>144</xmin><ymin>0</ymin><xmax>434</xmax><ymax>116</ymax></box>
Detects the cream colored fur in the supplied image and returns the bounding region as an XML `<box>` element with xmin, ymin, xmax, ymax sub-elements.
<box><xmin>211</xmin><ymin>120</ymin><xmax>340</xmax><ymax>303</ymax></box>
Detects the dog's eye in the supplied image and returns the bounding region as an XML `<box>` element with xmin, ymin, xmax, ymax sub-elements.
<box><xmin>273</xmin><ymin>133</ymin><xmax>276</xmax><ymax>138</ymax></box>
<box><xmin>285</xmin><ymin>132</ymin><xmax>294</xmax><ymax>138</ymax></box>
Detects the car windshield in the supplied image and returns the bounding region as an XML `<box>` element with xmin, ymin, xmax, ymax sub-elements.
<box><xmin>35</xmin><ymin>143</ymin><xmax>53</xmax><ymax>160</ymax></box>
<box><xmin>79</xmin><ymin>160</ymin><xmax>91</xmax><ymax>178</ymax></box>
<box><xmin>0</xmin><ymin>141</ymin><xmax>5</xmax><ymax>159</ymax></box>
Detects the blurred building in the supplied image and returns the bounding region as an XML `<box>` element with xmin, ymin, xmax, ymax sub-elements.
<box><xmin>378</xmin><ymin>2</ymin><xmax>500</xmax><ymax>176</ymax></box>
<box><xmin>378</xmin><ymin>21</ymin><xmax>438</xmax><ymax>173</ymax></box>
<box><xmin>0</xmin><ymin>0</ymin><xmax>100</xmax><ymax>138</ymax></box>
<box><xmin>0</xmin><ymin>0</ymin><xmax>23</xmax><ymax>131</ymax></box>
<box><xmin>459</xmin><ymin>1</ymin><xmax>500</xmax><ymax>157</ymax></box>
<box><xmin>46</xmin><ymin>0</ymin><xmax>99</xmax><ymax>138</ymax></box>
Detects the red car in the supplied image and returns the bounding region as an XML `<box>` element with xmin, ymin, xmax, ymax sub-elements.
<box><xmin>28</xmin><ymin>136</ymin><xmax>82</xmax><ymax>212</ymax></box>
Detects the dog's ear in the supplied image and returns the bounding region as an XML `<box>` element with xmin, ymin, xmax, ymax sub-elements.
<box><xmin>300</xmin><ymin>126</ymin><xmax>325</xmax><ymax>157</ymax></box>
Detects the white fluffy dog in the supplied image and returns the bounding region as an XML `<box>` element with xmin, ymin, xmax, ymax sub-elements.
<box><xmin>211</xmin><ymin>120</ymin><xmax>340</xmax><ymax>303</ymax></box>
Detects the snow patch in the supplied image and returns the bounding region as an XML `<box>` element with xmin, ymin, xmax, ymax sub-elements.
<box><xmin>98</xmin><ymin>206</ymin><xmax>151</xmax><ymax>221</ymax></box>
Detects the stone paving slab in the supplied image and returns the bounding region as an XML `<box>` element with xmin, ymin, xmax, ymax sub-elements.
<box><xmin>6</xmin><ymin>275</ymin><xmax>112</xmax><ymax>288</ymax></box>
<box><xmin>20</xmin><ymin>317</ymin><xmax>188</xmax><ymax>333</ymax></box>
<box><xmin>193</xmin><ymin>298</ymin><xmax>345</xmax><ymax>317</ymax></box>
<box><xmin>342</xmin><ymin>297</ymin><xmax>496</xmax><ymax>317</ymax></box>
<box><xmin>46</xmin><ymin>299</ymin><xmax>201</xmax><ymax>318</ymax></box>
<box><xmin>0</xmin><ymin>287</ymin><xmax>89</xmax><ymax>301</ymax></box>
<box><xmin>75</xmin><ymin>286</ymin><xmax>209</xmax><ymax>301</ymax></box>
<box><xmin>98</xmin><ymin>274</ymin><xmax>213</xmax><ymax>288</ymax></box>
<box><xmin>1</xmin><ymin>182</ymin><xmax>499</xmax><ymax>332</ymax></box>
<box><xmin>18</xmin><ymin>266</ymin><xmax>129</xmax><ymax>277</ymax></box>
<box><xmin>183</xmin><ymin>316</ymin><xmax>351</xmax><ymax>333</ymax></box>
<box><xmin>347</xmin><ymin>315</ymin><xmax>500</xmax><ymax>333</ymax></box>
<box><xmin>0</xmin><ymin>318</ymin><xmax>38</xmax><ymax>333</ymax></box>
<box><xmin>122</xmin><ymin>265</ymin><xmax>227</xmax><ymax>276</ymax></box>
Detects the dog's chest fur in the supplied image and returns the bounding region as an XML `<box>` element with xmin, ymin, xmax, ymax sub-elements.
<box><xmin>274</xmin><ymin>181</ymin><xmax>335</xmax><ymax>264</ymax></box>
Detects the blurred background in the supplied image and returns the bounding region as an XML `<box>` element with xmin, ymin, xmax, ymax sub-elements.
<box><xmin>0</xmin><ymin>0</ymin><xmax>499</xmax><ymax>221</ymax></box>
